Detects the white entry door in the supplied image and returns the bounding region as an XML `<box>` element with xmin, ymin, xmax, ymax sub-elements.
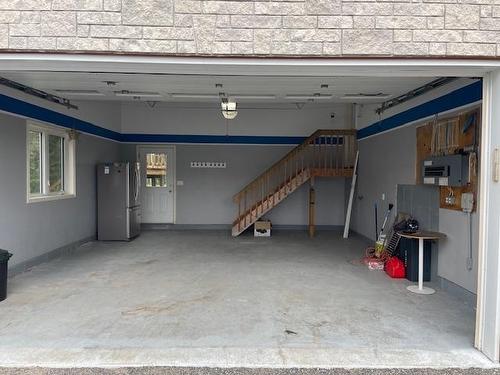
<box><xmin>137</xmin><ymin>146</ymin><xmax>175</xmax><ymax>224</ymax></box>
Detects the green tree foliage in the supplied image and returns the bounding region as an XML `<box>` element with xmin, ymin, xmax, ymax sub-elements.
<box><xmin>28</xmin><ymin>131</ymin><xmax>41</xmax><ymax>194</ymax></box>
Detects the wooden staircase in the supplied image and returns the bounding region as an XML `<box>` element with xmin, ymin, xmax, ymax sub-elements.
<box><xmin>232</xmin><ymin>129</ymin><xmax>358</xmax><ymax>237</ymax></box>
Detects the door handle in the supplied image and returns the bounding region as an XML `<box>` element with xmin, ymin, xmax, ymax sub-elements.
<box><xmin>134</xmin><ymin>167</ymin><xmax>140</xmax><ymax>201</ymax></box>
<box><xmin>494</xmin><ymin>148</ymin><xmax>500</xmax><ymax>183</ymax></box>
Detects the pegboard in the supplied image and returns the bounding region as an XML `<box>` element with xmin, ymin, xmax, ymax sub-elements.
<box><xmin>416</xmin><ymin>107</ymin><xmax>480</xmax><ymax>212</ymax></box>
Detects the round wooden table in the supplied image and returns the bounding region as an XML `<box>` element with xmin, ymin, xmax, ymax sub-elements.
<box><xmin>398</xmin><ymin>230</ymin><xmax>446</xmax><ymax>295</ymax></box>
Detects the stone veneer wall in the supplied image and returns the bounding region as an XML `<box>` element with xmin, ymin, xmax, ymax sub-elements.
<box><xmin>0</xmin><ymin>0</ymin><xmax>499</xmax><ymax>57</ymax></box>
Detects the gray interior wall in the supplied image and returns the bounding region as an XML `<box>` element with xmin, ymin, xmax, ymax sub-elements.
<box><xmin>438</xmin><ymin>208</ymin><xmax>478</xmax><ymax>293</ymax></box>
<box><xmin>397</xmin><ymin>184</ymin><xmax>440</xmax><ymax>281</ymax></box>
<box><xmin>351</xmin><ymin>124</ymin><xmax>417</xmax><ymax>240</ymax></box>
<box><xmin>122</xmin><ymin>144</ymin><xmax>346</xmax><ymax>226</ymax></box>
<box><xmin>121</xmin><ymin>102</ymin><xmax>349</xmax><ymax>136</ymax></box>
<box><xmin>352</xmin><ymin>122</ymin><xmax>479</xmax><ymax>293</ymax></box>
<box><xmin>0</xmin><ymin>112</ymin><xmax>120</xmax><ymax>268</ymax></box>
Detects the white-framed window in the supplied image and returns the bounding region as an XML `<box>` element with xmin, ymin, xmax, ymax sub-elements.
<box><xmin>26</xmin><ymin>121</ymin><xmax>76</xmax><ymax>203</ymax></box>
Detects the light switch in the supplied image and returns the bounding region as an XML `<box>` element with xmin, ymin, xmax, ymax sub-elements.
<box><xmin>177</xmin><ymin>180</ymin><xmax>184</xmax><ymax>186</ymax></box>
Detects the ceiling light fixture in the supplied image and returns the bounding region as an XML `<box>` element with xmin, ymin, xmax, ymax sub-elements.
<box><xmin>285</xmin><ymin>94</ymin><xmax>333</xmax><ymax>100</ymax></box>
<box><xmin>231</xmin><ymin>94</ymin><xmax>277</xmax><ymax>100</ymax></box>
<box><xmin>115</xmin><ymin>90</ymin><xmax>162</xmax><ymax>98</ymax></box>
<box><xmin>340</xmin><ymin>93</ymin><xmax>392</xmax><ymax>100</ymax></box>
<box><xmin>221</xmin><ymin>98</ymin><xmax>238</xmax><ymax>120</ymax></box>
<box><xmin>171</xmin><ymin>93</ymin><xmax>221</xmax><ymax>99</ymax></box>
<box><xmin>54</xmin><ymin>89</ymin><xmax>104</xmax><ymax>96</ymax></box>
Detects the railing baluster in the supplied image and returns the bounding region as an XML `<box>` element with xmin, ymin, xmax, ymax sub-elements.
<box><xmin>317</xmin><ymin>136</ymin><xmax>320</xmax><ymax>171</ymax></box>
<box><xmin>238</xmin><ymin>196</ymin><xmax>241</xmax><ymax>231</ymax></box>
<box><xmin>335</xmin><ymin>136</ymin><xmax>340</xmax><ymax>173</ymax></box>
<box><xmin>262</xmin><ymin>178</ymin><xmax>264</xmax><ymax>210</ymax></box>
<box><xmin>315</xmin><ymin>138</ymin><xmax>318</xmax><ymax>168</ymax></box>
<box><xmin>343</xmin><ymin>135</ymin><xmax>347</xmax><ymax>171</ymax></box>
<box><xmin>293</xmin><ymin>153</ymin><xmax>298</xmax><ymax>184</ymax></box>
<box><xmin>244</xmin><ymin>190</ymin><xmax>247</xmax><ymax>227</ymax></box>
<box><xmin>350</xmin><ymin>134</ymin><xmax>353</xmax><ymax>168</ymax></box>
<box><xmin>321</xmin><ymin>136</ymin><xmax>324</xmax><ymax>171</ymax></box>
<box><xmin>353</xmin><ymin>134</ymin><xmax>356</xmax><ymax>166</ymax></box>
<box><xmin>329</xmin><ymin>136</ymin><xmax>332</xmax><ymax>170</ymax></box>
<box><xmin>284</xmin><ymin>161</ymin><xmax>287</xmax><ymax>194</ymax></box>
<box><xmin>324</xmin><ymin>137</ymin><xmax>327</xmax><ymax>171</ymax></box>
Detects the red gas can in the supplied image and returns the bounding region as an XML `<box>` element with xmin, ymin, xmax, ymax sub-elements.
<box><xmin>385</xmin><ymin>256</ymin><xmax>405</xmax><ymax>278</ymax></box>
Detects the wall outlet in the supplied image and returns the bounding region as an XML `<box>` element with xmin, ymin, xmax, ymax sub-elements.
<box><xmin>445</xmin><ymin>196</ymin><xmax>456</xmax><ymax>205</ymax></box>
<box><xmin>190</xmin><ymin>161</ymin><xmax>226</xmax><ymax>168</ymax></box>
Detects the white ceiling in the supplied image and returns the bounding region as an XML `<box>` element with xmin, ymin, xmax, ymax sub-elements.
<box><xmin>0</xmin><ymin>70</ymin><xmax>439</xmax><ymax>104</ymax></box>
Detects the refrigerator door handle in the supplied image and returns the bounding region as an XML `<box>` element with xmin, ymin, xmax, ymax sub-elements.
<box><xmin>134</xmin><ymin>165</ymin><xmax>140</xmax><ymax>203</ymax></box>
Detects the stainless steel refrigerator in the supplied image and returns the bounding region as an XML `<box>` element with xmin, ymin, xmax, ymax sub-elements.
<box><xmin>97</xmin><ymin>162</ymin><xmax>141</xmax><ymax>241</ymax></box>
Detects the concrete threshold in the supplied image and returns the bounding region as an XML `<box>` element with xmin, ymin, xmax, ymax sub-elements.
<box><xmin>0</xmin><ymin>367</ymin><xmax>500</xmax><ymax>375</ymax></box>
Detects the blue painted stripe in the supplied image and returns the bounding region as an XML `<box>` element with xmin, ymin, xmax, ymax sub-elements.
<box><xmin>121</xmin><ymin>134</ymin><xmax>345</xmax><ymax>144</ymax></box>
<box><xmin>0</xmin><ymin>80</ymin><xmax>481</xmax><ymax>144</ymax></box>
<box><xmin>120</xmin><ymin>133</ymin><xmax>307</xmax><ymax>144</ymax></box>
<box><xmin>357</xmin><ymin>80</ymin><xmax>482</xmax><ymax>140</ymax></box>
<box><xmin>0</xmin><ymin>93</ymin><xmax>122</xmax><ymax>141</ymax></box>
<box><xmin>0</xmin><ymin>93</ymin><xmax>311</xmax><ymax>145</ymax></box>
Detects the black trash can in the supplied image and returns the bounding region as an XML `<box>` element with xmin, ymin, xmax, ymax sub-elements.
<box><xmin>0</xmin><ymin>249</ymin><xmax>12</xmax><ymax>302</ymax></box>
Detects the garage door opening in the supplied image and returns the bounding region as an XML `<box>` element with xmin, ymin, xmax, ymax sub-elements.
<box><xmin>0</xmin><ymin>56</ymin><xmax>498</xmax><ymax>369</ymax></box>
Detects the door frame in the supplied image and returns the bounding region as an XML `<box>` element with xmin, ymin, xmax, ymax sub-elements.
<box><xmin>136</xmin><ymin>144</ymin><xmax>177</xmax><ymax>224</ymax></box>
<box><xmin>4</xmin><ymin>52</ymin><xmax>500</xmax><ymax>362</ymax></box>
<box><xmin>475</xmin><ymin>71</ymin><xmax>500</xmax><ymax>362</ymax></box>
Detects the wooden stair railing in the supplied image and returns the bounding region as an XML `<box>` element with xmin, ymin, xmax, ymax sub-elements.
<box><xmin>232</xmin><ymin>129</ymin><xmax>357</xmax><ymax>237</ymax></box>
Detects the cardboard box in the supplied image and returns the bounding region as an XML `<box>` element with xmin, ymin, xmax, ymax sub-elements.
<box><xmin>254</xmin><ymin>220</ymin><xmax>271</xmax><ymax>237</ymax></box>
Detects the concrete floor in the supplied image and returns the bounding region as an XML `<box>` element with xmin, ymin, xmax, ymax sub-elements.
<box><xmin>0</xmin><ymin>230</ymin><xmax>494</xmax><ymax>369</ymax></box>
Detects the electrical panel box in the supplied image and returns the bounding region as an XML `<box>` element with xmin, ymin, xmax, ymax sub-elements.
<box><xmin>422</xmin><ymin>154</ymin><xmax>469</xmax><ymax>187</ymax></box>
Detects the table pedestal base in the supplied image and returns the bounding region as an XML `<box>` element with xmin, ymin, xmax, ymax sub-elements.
<box><xmin>407</xmin><ymin>285</ymin><xmax>435</xmax><ymax>295</ymax></box>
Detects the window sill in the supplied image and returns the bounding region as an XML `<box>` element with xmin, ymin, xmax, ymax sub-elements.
<box><xmin>27</xmin><ymin>194</ymin><xmax>76</xmax><ymax>204</ymax></box>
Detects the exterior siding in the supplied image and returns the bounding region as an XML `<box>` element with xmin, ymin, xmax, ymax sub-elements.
<box><xmin>0</xmin><ymin>0</ymin><xmax>499</xmax><ymax>57</ymax></box>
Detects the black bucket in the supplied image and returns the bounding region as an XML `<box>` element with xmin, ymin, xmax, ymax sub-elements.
<box><xmin>0</xmin><ymin>249</ymin><xmax>12</xmax><ymax>302</ymax></box>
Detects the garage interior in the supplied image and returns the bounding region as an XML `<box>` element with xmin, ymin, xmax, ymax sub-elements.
<box><xmin>0</xmin><ymin>59</ymin><xmax>494</xmax><ymax>368</ymax></box>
